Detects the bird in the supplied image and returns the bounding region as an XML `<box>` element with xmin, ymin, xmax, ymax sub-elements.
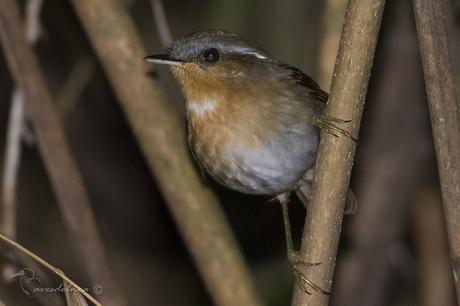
<box><xmin>145</xmin><ymin>30</ymin><xmax>356</xmax><ymax>295</ymax></box>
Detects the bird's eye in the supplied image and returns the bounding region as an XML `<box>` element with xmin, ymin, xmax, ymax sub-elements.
<box><xmin>202</xmin><ymin>48</ymin><xmax>220</xmax><ymax>63</ymax></box>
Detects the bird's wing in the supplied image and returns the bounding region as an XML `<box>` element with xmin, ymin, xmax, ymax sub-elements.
<box><xmin>280</xmin><ymin>64</ymin><xmax>329</xmax><ymax>104</ymax></box>
<box><xmin>280</xmin><ymin>64</ymin><xmax>357</xmax><ymax>142</ymax></box>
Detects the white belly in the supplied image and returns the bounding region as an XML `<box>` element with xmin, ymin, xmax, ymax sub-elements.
<box><xmin>213</xmin><ymin>127</ymin><xmax>319</xmax><ymax>195</ymax></box>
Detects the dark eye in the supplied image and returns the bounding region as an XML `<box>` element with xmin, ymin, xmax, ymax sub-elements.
<box><xmin>202</xmin><ymin>48</ymin><xmax>220</xmax><ymax>63</ymax></box>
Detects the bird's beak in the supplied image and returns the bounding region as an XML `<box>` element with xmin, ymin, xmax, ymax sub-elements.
<box><xmin>144</xmin><ymin>54</ymin><xmax>184</xmax><ymax>66</ymax></box>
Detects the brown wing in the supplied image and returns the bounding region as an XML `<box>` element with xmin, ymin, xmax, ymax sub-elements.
<box><xmin>280</xmin><ymin>64</ymin><xmax>357</xmax><ymax>142</ymax></box>
<box><xmin>281</xmin><ymin>64</ymin><xmax>329</xmax><ymax>104</ymax></box>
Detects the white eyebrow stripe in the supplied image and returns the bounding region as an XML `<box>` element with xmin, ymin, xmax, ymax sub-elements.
<box><xmin>228</xmin><ymin>46</ymin><xmax>269</xmax><ymax>59</ymax></box>
<box><xmin>187</xmin><ymin>100</ymin><xmax>217</xmax><ymax>117</ymax></box>
<box><xmin>246</xmin><ymin>51</ymin><xmax>267</xmax><ymax>59</ymax></box>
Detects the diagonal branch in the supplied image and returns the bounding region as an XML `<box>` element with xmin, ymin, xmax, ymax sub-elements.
<box><xmin>412</xmin><ymin>0</ymin><xmax>460</xmax><ymax>301</ymax></box>
<box><xmin>0</xmin><ymin>1</ymin><xmax>125</xmax><ymax>305</ymax></box>
<box><xmin>0</xmin><ymin>233</ymin><xmax>101</xmax><ymax>306</ymax></box>
<box><xmin>291</xmin><ymin>0</ymin><xmax>386</xmax><ymax>305</ymax></box>
<box><xmin>69</xmin><ymin>1</ymin><xmax>262</xmax><ymax>306</ymax></box>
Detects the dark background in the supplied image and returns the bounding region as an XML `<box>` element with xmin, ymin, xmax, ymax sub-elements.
<box><xmin>0</xmin><ymin>0</ymin><xmax>459</xmax><ymax>305</ymax></box>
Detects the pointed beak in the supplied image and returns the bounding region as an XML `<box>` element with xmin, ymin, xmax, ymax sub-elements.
<box><xmin>144</xmin><ymin>54</ymin><xmax>184</xmax><ymax>66</ymax></box>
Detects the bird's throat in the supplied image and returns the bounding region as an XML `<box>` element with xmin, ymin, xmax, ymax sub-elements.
<box><xmin>186</xmin><ymin>99</ymin><xmax>218</xmax><ymax>118</ymax></box>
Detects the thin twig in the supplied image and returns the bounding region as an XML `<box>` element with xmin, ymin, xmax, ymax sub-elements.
<box><xmin>1</xmin><ymin>90</ymin><xmax>23</xmax><ymax>243</ymax></box>
<box><xmin>55</xmin><ymin>0</ymin><xmax>136</xmax><ymax>119</ymax></box>
<box><xmin>25</xmin><ymin>0</ymin><xmax>45</xmax><ymax>43</ymax></box>
<box><xmin>2</xmin><ymin>0</ymin><xmax>45</xmax><ymax>239</ymax></box>
<box><xmin>0</xmin><ymin>1</ymin><xmax>126</xmax><ymax>305</ymax></box>
<box><xmin>2</xmin><ymin>251</ymin><xmax>66</xmax><ymax>306</ymax></box>
<box><xmin>69</xmin><ymin>1</ymin><xmax>263</xmax><ymax>306</ymax></box>
<box><xmin>412</xmin><ymin>0</ymin><xmax>460</xmax><ymax>301</ymax></box>
<box><xmin>1</xmin><ymin>0</ymin><xmax>45</xmax><ymax>281</ymax></box>
<box><xmin>0</xmin><ymin>233</ymin><xmax>101</xmax><ymax>306</ymax></box>
<box><xmin>150</xmin><ymin>0</ymin><xmax>173</xmax><ymax>48</ymax></box>
<box><xmin>56</xmin><ymin>55</ymin><xmax>95</xmax><ymax>118</ymax></box>
<box><xmin>291</xmin><ymin>0</ymin><xmax>385</xmax><ymax>305</ymax></box>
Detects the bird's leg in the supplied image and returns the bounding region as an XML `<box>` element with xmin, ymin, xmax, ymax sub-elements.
<box><xmin>277</xmin><ymin>194</ymin><xmax>330</xmax><ymax>295</ymax></box>
<box><xmin>345</xmin><ymin>189</ymin><xmax>358</xmax><ymax>215</ymax></box>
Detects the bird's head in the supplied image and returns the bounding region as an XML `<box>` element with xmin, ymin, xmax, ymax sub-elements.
<box><xmin>145</xmin><ymin>30</ymin><xmax>273</xmax><ymax>107</ymax></box>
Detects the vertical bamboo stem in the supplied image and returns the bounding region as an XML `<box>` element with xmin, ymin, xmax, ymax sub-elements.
<box><xmin>291</xmin><ymin>0</ymin><xmax>385</xmax><ymax>305</ymax></box>
<box><xmin>412</xmin><ymin>0</ymin><xmax>460</xmax><ymax>301</ymax></box>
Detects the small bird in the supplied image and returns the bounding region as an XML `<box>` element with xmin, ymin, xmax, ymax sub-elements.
<box><xmin>146</xmin><ymin>30</ymin><xmax>356</xmax><ymax>295</ymax></box>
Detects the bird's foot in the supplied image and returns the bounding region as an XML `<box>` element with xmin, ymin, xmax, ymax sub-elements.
<box><xmin>315</xmin><ymin>115</ymin><xmax>357</xmax><ymax>142</ymax></box>
<box><xmin>344</xmin><ymin>189</ymin><xmax>358</xmax><ymax>215</ymax></box>
<box><xmin>288</xmin><ymin>250</ymin><xmax>331</xmax><ymax>296</ymax></box>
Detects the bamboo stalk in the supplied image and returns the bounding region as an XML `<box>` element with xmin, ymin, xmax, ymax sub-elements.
<box><xmin>291</xmin><ymin>0</ymin><xmax>385</xmax><ymax>305</ymax></box>
<box><xmin>412</xmin><ymin>0</ymin><xmax>460</xmax><ymax>301</ymax></box>
<box><xmin>0</xmin><ymin>1</ymin><xmax>125</xmax><ymax>305</ymax></box>
<box><xmin>69</xmin><ymin>1</ymin><xmax>262</xmax><ymax>306</ymax></box>
<box><xmin>331</xmin><ymin>1</ymin><xmax>430</xmax><ymax>304</ymax></box>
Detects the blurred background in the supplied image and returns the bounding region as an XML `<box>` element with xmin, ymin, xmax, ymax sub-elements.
<box><xmin>0</xmin><ymin>0</ymin><xmax>459</xmax><ymax>305</ymax></box>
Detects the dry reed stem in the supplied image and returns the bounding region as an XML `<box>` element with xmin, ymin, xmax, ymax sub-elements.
<box><xmin>0</xmin><ymin>234</ymin><xmax>101</xmax><ymax>306</ymax></box>
<box><xmin>330</xmin><ymin>2</ymin><xmax>431</xmax><ymax>304</ymax></box>
<box><xmin>1</xmin><ymin>0</ymin><xmax>44</xmax><ymax>265</ymax></box>
<box><xmin>413</xmin><ymin>0</ymin><xmax>460</xmax><ymax>301</ymax></box>
<box><xmin>291</xmin><ymin>0</ymin><xmax>385</xmax><ymax>305</ymax></box>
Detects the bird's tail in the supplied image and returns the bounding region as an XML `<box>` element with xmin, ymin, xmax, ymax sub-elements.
<box><xmin>295</xmin><ymin>178</ymin><xmax>357</xmax><ymax>215</ymax></box>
